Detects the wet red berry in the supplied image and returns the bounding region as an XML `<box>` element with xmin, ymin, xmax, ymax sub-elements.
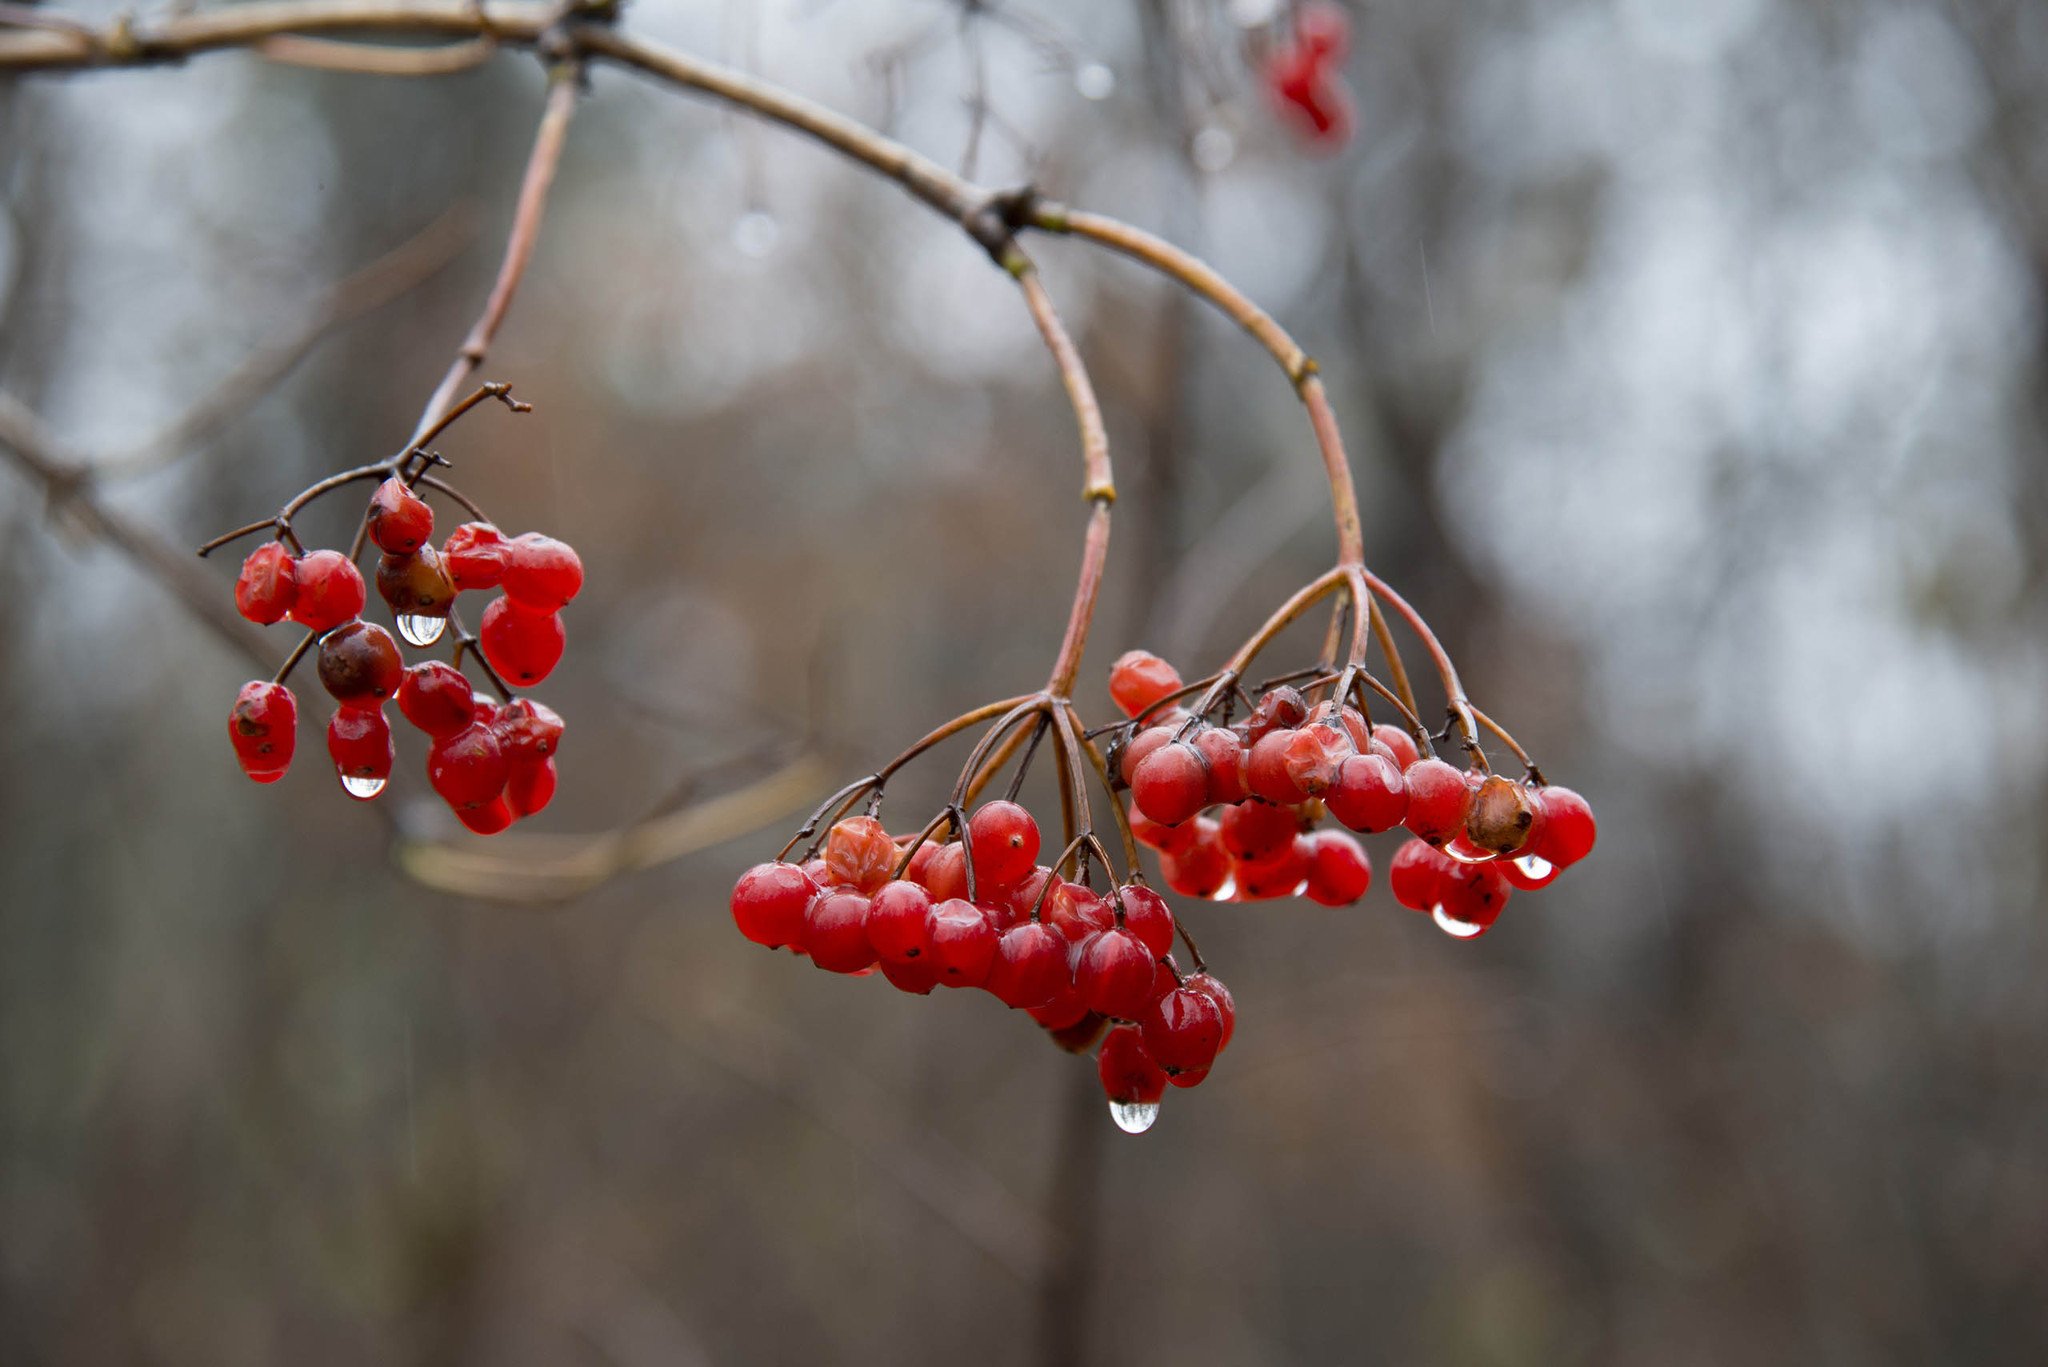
<box><xmin>1160</xmin><ymin>817</ymin><xmax>1230</xmax><ymax>898</ymax></box>
<box><xmin>1371</xmin><ymin>723</ymin><xmax>1420</xmax><ymax>770</ymax></box>
<box><xmin>1302</xmin><ymin>829</ymin><xmax>1371</xmax><ymax>906</ymax></box>
<box><xmin>1108</xmin><ymin>650</ymin><xmax>1183</xmax><ymax>719</ymax></box>
<box><xmin>1325</xmin><ymin>751</ymin><xmax>1408</xmax><ymax>832</ymax></box>
<box><xmin>367</xmin><ymin>476</ymin><xmax>434</xmax><ymax>554</ymax></box>
<box><xmin>326</xmin><ymin>706</ymin><xmax>393</xmax><ymax>798</ymax></box>
<box><xmin>967</xmin><ymin>800</ymin><xmax>1041</xmax><ymax>887</ymax></box>
<box><xmin>1190</xmin><ymin>727</ymin><xmax>1247</xmax><ymax>805</ymax></box>
<box><xmin>1244</xmin><ymin>686</ymin><xmax>1308</xmax><ymax>742</ymax></box>
<box><xmin>1234</xmin><ymin>836</ymin><xmax>1310</xmax><ymax>900</ymax></box>
<box><xmin>1436</xmin><ymin>862</ymin><xmax>1512</xmax><ymax>936</ymax></box>
<box><xmin>228</xmin><ymin>681</ymin><xmax>297</xmax><ymax>781</ymax></box>
<box><xmin>505</xmin><ymin>758</ymin><xmax>557</xmax><ymax>817</ymax></box>
<box><xmin>731</xmin><ymin>861</ymin><xmax>819</xmax><ymax>948</ymax></box>
<box><xmin>804</xmin><ymin>889</ymin><xmax>876</xmax><ymax>973</ymax></box>
<box><xmin>1246</xmin><ymin>730</ymin><xmax>1310</xmax><ymax>804</ymax></box>
<box><xmin>1097</xmin><ymin>1024</ymin><xmax>1167</xmax><ymax>1117</ymax></box>
<box><xmin>1116</xmin><ymin>724</ymin><xmax>1174</xmax><ymax>786</ymax></box>
<box><xmin>316</xmin><ymin>620</ymin><xmax>403</xmax><ymax>709</ymax></box>
<box><xmin>442</xmin><ymin>522</ymin><xmax>510</xmax><ymax>591</ymax></box>
<box><xmin>1141</xmin><ymin>985</ymin><xmax>1224</xmax><ymax>1076</ymax></box>
<box><xmin>502</xmin><ymin>532</ymin><xmax>583</xmax><ymax>611</ymax></box>
<box><xmin>288</xmin><ymin>550</ymin><xmax>366</xmax><ymax>633</ymax></box>
<box><xmin>427</xmin><ymin>721</ymin><xmax>509</xmax><ymax>809</ymax></box>
<box><xmin>879</xmin><ymin>955</ymin><xmax>941</xmax><ymax>995</ymax></box>
<box><xmin>493</xmin><ymin>698</ymin><xmax>565</xmax><ymax>763</ymax></box>
<box><xmin>1131</xmin><ymin>808</ymin><xmax>1196</xmax><ymax>855</ymax></box>
<box><xmin>1076</xmin><ymin>927</ymin><xmax>1156</xmax><ymax>1019</ymax></box>
<box><xmin>1116</xmin><ymin>884</ymin><xmax>1176</xmax><ymax>957</ymax></box>
<box><xmin>824</xmin><ymin>815</ymin><xmax>897</xmax><ymax>894</ymax></box>
<box><xmin>1185</xmin><ymin>972</ymin><xmax>1236</xmax><ymax>1052</ymax></box>
<box><xmin>1217</xmin><ymin>800</ymin><xmax>1300</xmax><ymax>862</ymax></box>
<box><xmin>396</xmin><ymin>661</ymin><xmax>475</xmax><ymax>738</ymax></box>
<box><xmin>929</xmin><ymin>898</ymin><xmax>998</xmax><ymax>987</ymax></box>
<box><xmin>1402</xmin><ymin>757</ymin><xmax>1472</xmax><ymax>846</ymax></box>
<box><xmin>456</xmin><ymin>795</ymin><xmax>515</xmax><ymax>835</ymax></box>
<box><xmin>234</xmin><ymin>542</ymin><xmax>297</xmax><ymax>624</ymax></box>
<box><xmin>1388</xmin><ymin>838</ymin><xmax>1454</xmax><ymax>911</ymax></box>
<box><xmin>479</xmin><ymin>596</ymin><xmax>565</xmax><ymax>686</ymax></box>
<box><xmin>1530</xmin><ymin>786</ymin><xmax>1597</xmax><ymax>868</ymax></box>
<box><xmin>867</xmin><ymin>880</ymin><xmax>936</xmax><ymax>963</ymax></box>
<box><xmin>1132</xmin><ymin>741</ymin><xmax>1209</xmax><ymax>826</ymax></box>
<box><xmin>987</xmin><ymin>921</ymin><xmax>1070</xmax><ymax>1009</ymax></box>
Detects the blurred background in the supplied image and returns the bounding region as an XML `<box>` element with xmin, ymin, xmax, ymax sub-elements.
<box><xmin>5</xmin><ymin>0</ymin><xmax>2047</xmax><ymax>1362</ymax></box>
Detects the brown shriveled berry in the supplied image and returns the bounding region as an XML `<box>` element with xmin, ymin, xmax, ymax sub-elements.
<box><xmin>1466</xmin><ymin>774</ymin><xmax>1537</xmax><ymax>855</ymax></box>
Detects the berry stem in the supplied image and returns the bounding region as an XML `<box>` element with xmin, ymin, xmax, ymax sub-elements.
<box><xmin>1059</xmin><ymin>703</ymin><xmax>1141</xmax><ymax>875</ymax></box>
<box><xmin>1360</xmin><ymin>569</ymin><xmax>1485</xmax><ymax>766</ymax></box>
<box><xmin>271</xmin><ymin>628</ymin><xmax>317</xmax><ymax>686</ymax></box>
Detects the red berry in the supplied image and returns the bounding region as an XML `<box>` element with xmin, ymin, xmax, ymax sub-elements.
<box><xmin>1185</xmin><ymin>972</ymin><xmax>1236</xmax><ymax>1052</ymax></box>
<box><xmin>824</xmin><ymin>815</ymin><xmax>897</xmax><ymax>894</ymax></box>
<box><xmin>502</xmin><ymin>532</ymin><xmax>584</xmax><ymax>611</ymax></box>
<box><xmin>442</xmin><ymin>522</ymin><xmax>510</xmax><ymax>591</ymax></box>
<box><xmin>1467</xmin><ymin>774</ymin><xmax>1537</xmax><ymax>855</ymax></box>
<box><xmin>366</xmin><ymin>476</ymin><xmax>434</xmax><ymax>554</ymax></box>
<box><xmin>731</xmin><ymin>861</ymin><xmax>819</xmax><ymax>948</ymax></box>
<box><xmin>1116</xmin><ymin>884</ymin><xmax>1176</xmax><ymax>957</ymax></box>
<box><xmin>1402</xmin><ymin>758</ymin><xmax>1472</xmax><ymax>845</ymax></box>
<box><xmin>1159</xmin><ymin>817</ymin><xmax>1230</xmax><ymax>898</ymax></box>
<box><xmin>1244</xmin><ymin>686</ymin><xmax>1308</xmax><ymax>742</ymax></box>
<box><xmin>920</xmin><ymin>842</ymin><xmax>969</xmax><ymax>902</ymax></box>
<box><xmin>1192</xmin><ymin>726</ymin><xmax>1248</xmax><ymax>804</ymax></box>
<box><xmin>1325</xmin><ymin>751</ymin><xmax>1408</xmax><ymax>832</ymax></box>
<box><xmin>928</xmin><ymin>898</ymin><xmax>998</xmax><ymax>987</ymax></box>
<box><xmin>1097</xmin><ymin>1025</ymin><xmax>1167</xmax><ymax>1127</ymax></box>
<box><xmin>288</xmin><ymin>550</ymin><xmax>366</xmax><ymax>633</ymax></box>
<box><xmin>1131</xmin><ymin>808</ymin><xmax>1196</xmax><ymax>855</ymax></box>
<box><xmin>900</xmin><ymin>840</ymin><xmax>942</xmax><ymax>888</ymax></box>
<box><xmin>803</xmin><ymin>890</ymin><xmax>876</xmax><ymax>973</ymax></box>
<box><xmin>493</xmin><ymin>698</ymin><xmax>565</xmax><ymax>763</ymax></box>
<box><xmin>427</xmin><ymin>722</ymin><xmax>508</xmax><ymax>809</ymax></box>
<box><xmin>1076</xmin><ymin>927</ymin><xmax>1156</xmax><ymax>1019</ymax></box>
<box><xmin>479</xmin><ymin>597</ymin><xmax>565</xmax><ymax>687</ymax></box>
<box><xmin>1281</xmin><ymin>721</ymin><xmax>1348</xmax><ymax>797</ymax></box>
<box><xmin>1108</xmin><ymin>650</ymin><xmax>1183</xmax><ymax>719</ymax></box>
<box><xmin>456</xmin><ymin>795</ymin><xmax>515</xmax><ymax>835</ymax></box>
<box><xmin>1302</xmin><ymin>830</ymin><xmax>1371</xmax><ymax>906</ymax></box>
<box><xmin>316</xmin><ymin>620</ymin><xmax>403</xmax><ymax>709</ymax></box>
<box><xmin>326</xmin><ymin>706</ymin><xmax>393</xmax><ymax>799</ymax></box>
<box><xmin>233</xmin><ymin>542</ymin><xmax>297</xmax><ymax>624</ymax></box>
<box><xmin>1116</xmin><ymin>724</ymin><xmax>1175</xmax><ymax>786</ymax></box>
<box><xmin>227</xmin><ymin>681</ymin><xmax>297</xmax><ymax>781</ymax></box>
<box><xmin>1217</xmin><ymin>800</ymin><xmax>1300</xmax><ymax>862</ymax></box>
<box><xmin>879</xmin><ymin>955</ymin><xmax>941</xmax><ymax>995</ymax></box>
<box><xmin>1141</xmin><ymin>985</ymin><xmax>1224</xmax><ymax>1076</ymax></box>
<box><xmin>1234</xmin><ymin>836</ymin><xmax>1310</xmax><ymax>900</ymax></box>
<box><xmin>1246</xmin><ymin>730</ymin><xmax>1310</xmax><ymax>804</ymax></box>
<box><xmin>1530</xmin><ymin>786</ymin><xmax>1597</xmax><ymax>868</ymax></box>
<box><xmin>1435</xmin><ymin>862</ymin><xmax>1512</xmax><ymax>936</ymax></box>
<box><xmin>967</xmin><ymin>800</ymin><xmax>1041</xmax><ymax>888</ymax></box>
<box><xmin>505</xmin><ymin>758</ymin><xmax>557</xmax><ymax>817</ymax></box>
<box><xmin>987</xmin><ymin>921</ymin><xmax>1071</xmax><ymax>1009</ymax></box>
<box><xmin>396</xmin><ymin>662</ymin><xmax>476</xmax><ymax>738</ymax></box>
<box><xmin>1388</xmin><ymin>838</ymin><xmax>1453</xmax><ymax>911</ymax></box>
<box><xmin>1042</xmin><ymin>879</ymin><xmax>1112</xmax><ymax>944</ymax></box>
<box><xmin>867</xmin><ymin>880</ymin><xmax>936</xmax><ymax>963</ymax></box>
<box><xmin>1028</xmin><ymin>983</ymin><xmax>1093</xmax><ymax>1032</ymax></box>
<box><xmin>1372</xmin><ymin>723</ymin><xmax>1420</xmax><ymax>770</ymax></box>
<box><xmin>1132</xmin><ymin>741</ymin><xmax>1209</xmax><ymax>826</ymax></box>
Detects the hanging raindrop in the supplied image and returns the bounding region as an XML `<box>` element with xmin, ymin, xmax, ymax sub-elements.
<box><xmin>340</xmin><ymin>773</ymin><xmax>387</xmax><ymax>800</ymax></box>
<box><xmin>1109</xmin><ymin>1099</ymin><xmax>1160</xmax><ymax>1134</ymax></box>
<box><xmin>396</xmin><ymin>613</ymin><xmax>448</xmax><ymax>647</ymax></box>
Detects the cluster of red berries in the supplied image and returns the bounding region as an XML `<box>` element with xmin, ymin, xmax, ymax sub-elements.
<box><xmin>1108</xmin><ymin>650</ymin><xmax>1597</xmax><ymax>937</ymax></box>
<box><xmin>729</xmin><ymin>802</ymin><xmax>1235</xmax><ymax>1134</ymax></box>
<box><xmin>1264</xmin><ymin>1</ymin><xmax>1354</xmax><ymax>150</ymax></box>
<box><xmin>223</xmin><ymin>474</ymin><xmax>577</xmax><ymax>833</ymax></box>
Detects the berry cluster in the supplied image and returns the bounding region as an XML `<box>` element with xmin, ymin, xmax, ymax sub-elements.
<box><xmin>731</xmin><ymin>799</ymin><xmax>1234</xmax><ymax>1134</ymax></box>
<box><xmin>216</xmin><ymin>389</ymin><xmax>578</xmax><ymax>832</ymax></box>
<box><xmin>1108</xmin><ymin>650</ymin><xmax>1597</xmax><ymax>937</ymax></box>
<box><xmin>1264</xmin><ymin>2</ymin><xmax>1354</xmax><ymax>151</ymax></box>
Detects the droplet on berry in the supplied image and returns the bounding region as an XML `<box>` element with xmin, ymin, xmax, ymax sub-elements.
<box><xmin>327</xmin><ymin>706</ymin><xmax>393</xmax><ymax>801</ymax></box>
<box><xmin>1097</xmin><ymin>1024</ymin><xmax>1166</xmax><ymax>1134</ymax></box>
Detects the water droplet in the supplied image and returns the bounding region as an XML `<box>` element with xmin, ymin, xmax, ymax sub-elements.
<box><xmin>733</xmin><ymin>210</ymin><xmax>779</xmax><ymax>258</ymax></box>
<box><xmin>1443</xmin><ymin>833</ymin><xmax>1500</xmax><ymax>865</ymax></box>
<box><xmin>340</xmin><ymin>773</ymin><xmax>387</xmax><ymax>800</ymax></box>
<box><xmin>1432</xmin><ymin>904</ymin><xmax>1488</xmax><ymax>939</ymax></box>
<box><xmin>1074</xmin><ymin>62</ymin><xmax>1115</xmax><ymax>100</ymax></box>
<box><xmin>1192</xmin><ymin>126</ymin><xmax>1237</xmax><ymax>172</ymax></box>
<box><xmin>1108</xmin><ymin>1099</ymin><xmax>1160</xmax><ymax>1134</ymax></box>
<box><xmin>1513</xmin><ymin>853</ymin><xmax>1557</xmax><ymax>885</ymax></box>
<box><xmin>396</xmin><ymin>613</ymin><xmax>447</xmax><ymax>647</ymax></box>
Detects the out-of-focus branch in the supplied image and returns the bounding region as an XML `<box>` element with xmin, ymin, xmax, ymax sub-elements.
<box><xmin>257</xmin><ymin>32</ymin><xmax>495</xmax><ymax>75</ymax></box>
<box><xmin>93</xmin><ymin>205</ymin><xmax>478</xmax><ymax>480</ymax></box>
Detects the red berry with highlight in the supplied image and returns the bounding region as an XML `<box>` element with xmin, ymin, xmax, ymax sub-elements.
<box><xmin>326</xmin><ymin>707</ymin><xmax>393</xmax><ymax>798</ymax></box>
<box><xmin>1160</xmin><ymin>818</ymin><xmax>1230</xmax><ymax>898</ymax></box>
<box><xmin>1247</xmin><ymin>730</ymin><xmax>1310</xmax><ymax>804</ymax></box>
<box><xmin>1302</xmin><ymin>829</ymin><xmax>1371</xmax><ymax>906</ymax></box>
<box><xmin>1403</xmin><ymin>758</ymin><xmax>1472</xmax><ymax>846</ymax></box>
<box><xmin>1097</xmin><ymin>1025</ymin><xmax>1167</xmax><ymax>1113</ymax></box>
<box><xmin>987</xmin><ymin>921</ymin><xmax>1071</xmax><ymax>1009</ymax></box>
<box><xmin>228</xmin><ymin>681</ymin><xmax>297</xmax><ymax>781</ymax></box>
<box><xmin>288</xmin><ymin>550</ymin><xmax>366</xmax><ymax>633</ymax></box>
<box><xmin>479</xmin><ymin>597</ymin><xmax>565</xmax><ymax>687</ymax></box>
<box><xmin>968</xmin><ymin>800</ymin><xmax>1041</xmax><ymax>888</ymax></box>
<box><xmin>1389</xmin><ymin>838</ymin><xmax>1454</xmax><ymax>911</ymax></box>
<box><xmin>427</xmin><ymin>722</ymin><xmax>509</xmax><ymax>809</ymax></box>
<box><xmin>502</xmin><ymin>532</ymin><xmax>584</xmax><ymax>611</ymax></box>
<box><xmin>1326</xmin><ymin>751</ymin><xmax>1408</xmax><ymax>833</ymax></box>
<box><xmin>1108</xmin><ymin>650</ymin><xmax>1183</xmax><ymax>719</ymax></box>
<box><xmin>1531</xmin><ymin>786</ymin><xmax>1597</xmax><ymax>868</ymax></box>
<box><xmin>367</xmin><ymin>476</ymin><xmax>434</xmax><ymax>555</ymax></box>
<box><xmin>1075</xmin><ymin>927</ymin><xmax>1156</xmax><ymax>1019</ymax></box>
<box><xmin>1193</xmin><ymin>727</ymin><xmax>1248</xmax><ymax>804</ymax></box>
<box><xmin>1131</xmin><ymin>741</ymin><xmax>1209</xmax><ymax>826</ymax></box>
<box><xmin>396</xmin><ymin>662</ymin><xmax>475</xmax><ymax>738</ymax></box>
<box><xmin>1141</xmin><ymin>985</ymin><xmax>1224</xmax><ymax>1076</ymax></box>
<box><xmin>505</xmin><ymin>759</ymin><xmax>557</xmax><ymax>817</ymax></box>
<box><xmin>867</xmin><ymin>880</ymin><xmax>936</xmax><ymax>963</ymax></box>
<box><xmin>441</xmin><ymin>522</ymin><xmax>509</xmax><ymax>591</ymax></box>
<box><xmin>456</xmin><ymin>796</ymin><xmax>515</xmax><ymax>835</ymax></box>
<box><xmin>804</xmin><ymin>890</ymin><xmax>876</xmax><ymax>973</ymax></box>
<box><xmin>928</xmin><ymin>898</ymin><xmax>998</xmax><ymax>987</ymax></box>
<box><xmin>1117</xmin><ymin>884</ymin><xmax>1176</xmax><ymax>957</ymax></box>
<box><xmin>234</xmin><ymin>542</ymin><xmax>297</xmax><ymax>624</ymax></box>
<box><xmin>731</xmin><ymin>861</ymin><xmax>820</xmax><ymax>948</ymax></box>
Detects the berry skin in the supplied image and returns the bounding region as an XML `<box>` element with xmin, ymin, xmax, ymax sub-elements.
<box><xmin>1234</xmin><ymin>836</ymin><xmax>1311</xmax><ymax>900</ymax></box>
<box><xmin>1108</xmin><ymin>650</ymin><xmax>1183</xmax><ymax>719</ymax></box>
<box><xmin>1028</xmin><ymin>983</ymin><xmax>1093</xmax><ymax>1032</ymax></box>
<box><xmin>928</xmin><ymin>898</ymin><xmax>999</xmax><ymax>987</ymax></box>
<box><xmin>1041</xmin><ymin>880</ymin><xmax>1112</xmax><ymax>945</ymax></box>
<box><xmin>1160</xmin><ymin>818</ymin><xmax>1231</xmax><ymax>898</ymax></box>
<box><xmin>1244</xmin><ymin>686</ymin><xmax>1308</xmax><ymax>742</ymax></box>
<box><xmin>427</xmin><ymin>721</ymin><xmax>509</xmax><ymax>809</ymax></box>
<box><xmin>396</xmin><ymin>662</ymin><xmax>476</xmax><ymax>738</ymax></box>
<box><xmin>1402</xmin><ymin>758</ymin><xmax>1473</xmax><ymax>846</ymax></box>
<box><xmin>825</xmin><ymin>815</ymin><xmax>898</xmax><ymax>894</ymax></box>
<box><xmin>1530</xmin><ymin>786</ymin><xmax>1597</xmax><ymax>868</ymax></box>
<box><xmin>1097</xmin><ymin>1025</ymin><xmax>1168</xmax><ymax>1112</ymax></box>
<box><xmin>920</xmin><ymin>842</ymin><xmax>970</xmax><ymax>903</ymax></box>
<box><xmin>288</xmin><ymin>550</ymin><xmax>366</xmax><ymax>633</ymax></box>
<box><xmin>1141</xmin><ymin>986</ymin><xmax>1225</xmax><ymax>1076</ymax></box>
<box><xmin>1217</xmin><ymin>800</ymin><xmax>1300</xmax><ymax>862</ymax></box>
<box><xmin>804</xmin><ymin>890</ymin><xmax>877</xmax><ymax>973</ymax></box>
<box><xmin>1282</xmin><ymin>721</ymin><xmax>1349</xmax><ymax>798</ymax></box>
<box><xmin>1436</xmin><ymin>862</ymin><xmax>1512</xmax><ymax>935</ymax></box>
<box><xmin>1131</xmin><ymin>741</ymin><xmax>1210</xmax><ymax>826</ymax></box>
<box><xmin>1325</xmin><ymin>752</ymin><xmax>1408</xmax><ymax>833</ymax></box>
<box><xmin>375</xmin><ymin>546</ymin><xmax>457</xmax><ymax>619</ymax></box>
<box><xmin>1302</xmin><ymin>830</ymin><xmax>1372</xmax><ymax>906</ymax></box>
<box><xmin>478</xmin><ymin>597</ymin><xmax>565</xmax><ymax>687</ymax></box>
<box><xmin>456</xmin><ymin>796</ymin><xmax>515</xmax><ymax>836</ymax></box>
<box><xmin>1185</xmin><ymin>972</ymin><xmax>1236</xmax><ymax>1052</ymax></box>
<box><xmin>441</xmin><ymin>522</ymin><xmax>510</xmax><ymax>591</ymax></box>
<box><xmin>731</xmin><ymin>861</ymin><xmax>820</xmax><ymax>948</ymax></box>
<box><xmin>505</xmin><ymin>758</ymin><xmax>557</xmax><ymax>817</ymax></box>
<box><xmin>1467</xmin><ymin>774</ymin><xmax>1537</xmax><ymax>855</ymax></box>
<box><xmin>494</xmin><ymin>698</ymin><xmax>565</xmax><ymax>763</ymax></box>
<box><xmin>366</xmin><ymin>476</ymin><xmax>433</xmax><ymax>554</ymax></box>
<box><xmin>326</xmin><ymin>707</ymin><xmax>393</xmax><ymax>797</ymax></box>
<box><xmin>1246</xmin><ymin>730</ymin><xmax>1310</xmax><ymax>805</ymax></box>
<box><xmin>234</xmin><ymin>543</ymin><xmax>297</xmax><ymax>624</ymax></box>
<box><xmin>1192</xmin><ymin>727</ymin><xmax>1249</xmax><ymax>805</ymax></box>
<box><xmin>879</xmin><ymin>955</ymin><xmax>941</xmax><ymax>995</ymax></box>
<box><xmin>228</xmin><ymin>681</ymin><xmax>297</xmax><ymax>781</ymax></box>
<box><xmin>316</xmin><ymin>620</ymin><xmax>403</xmax><ymax>709</ymax></box>
<box><xmin>502</xmin><ymin>533</ymin><xmax>584</xmax><ymax>611</ymax></box>
<box><xmin>1388</xmin><ymin>838</ymin><xmax>1454</xmax><ymax>911</ymax></box>
<box><xmin>866</xmin><ymin>880</ymin><xmax>936</xmax><ymax>963</ymax></box>
<box><xmin>1372</xmin><ymin>723</ymin><xmax>1421</xmax><ymax>771</ymax></box>
<box><xmin>968</xmin><ymin>800</ymin><xmax>1041</xmax><ymax>888</ymax></box>
<box><xmin>987</xmin><ymin>921</ymin><xmax>1071</xmax><ymax>1009</ymax></box>
<box><xmin>1116</xmin><ymin>724</ymin><xmax>1175</xmax><ymax>787</ymax></box>
<box><xmin>1116</xmin><ymin>884</ymin><xmax>1176</xmax><ymax>958</ymax></box>
<box><xmin>1076</xmin><ymin>927</ymin><xmax>1157</xmax><ymax>1019</ymax></box>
